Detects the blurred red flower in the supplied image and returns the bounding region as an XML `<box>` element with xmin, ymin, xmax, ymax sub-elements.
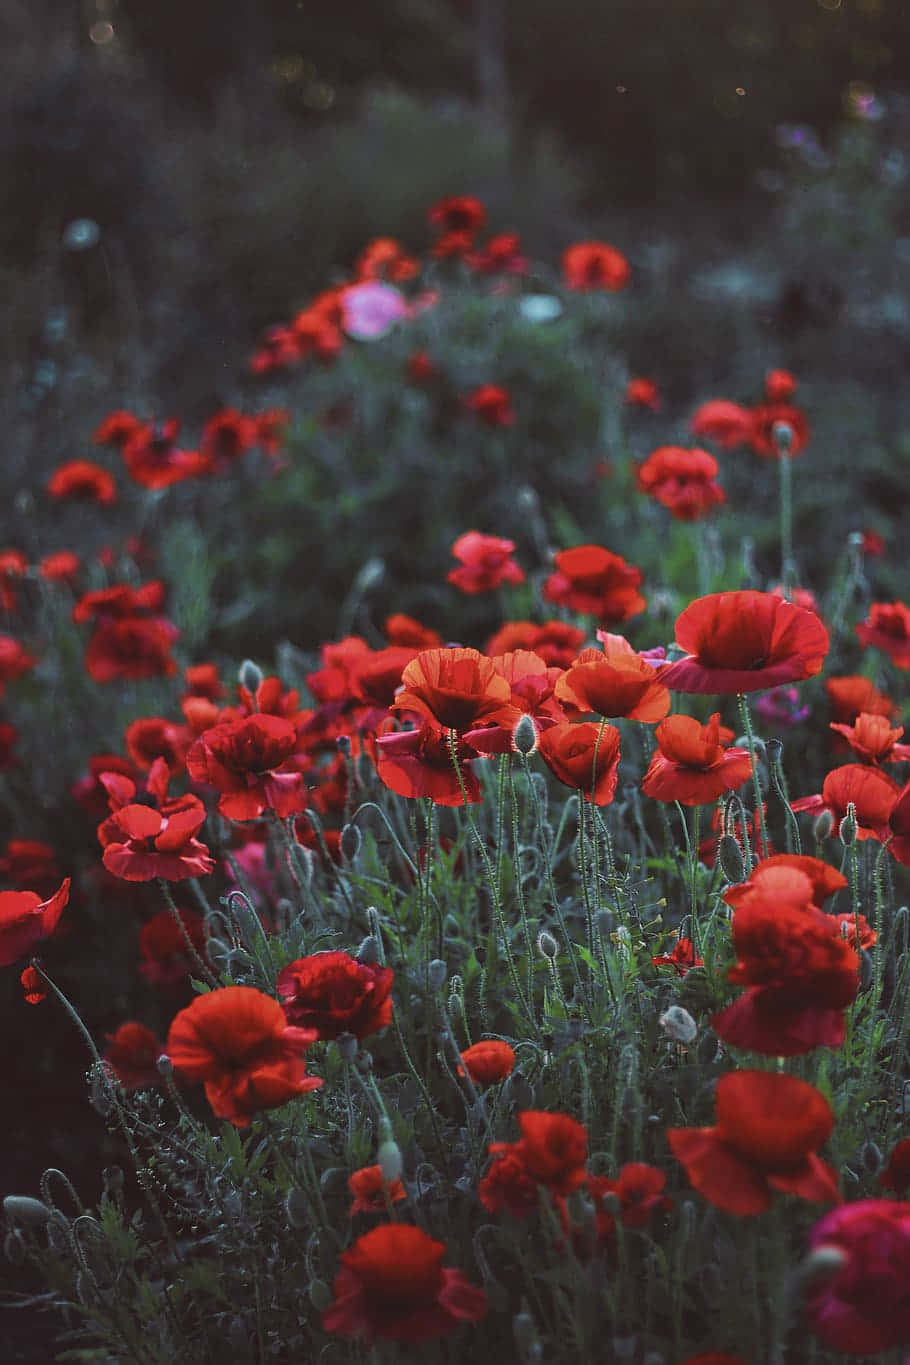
<box><xmin>791</xmin><ymin>763</ymin><xmax>901</xmax><ymax>842</ymax></box>
<box><xmin>347</xmin><ymin>1164</ymin><xmax>407</xmax><ymax>1215</ymax></box>
<box><xmin>428</xmin><ymin>195</ymin><xmax>486</xmax><ymax>236</ymax></box>
<box><xmin>562</xmin><ymin>241</ymin><xmax>630</xmax><ymax>291</ymax></box>
<box><xmin>543</xmin><ymin>545</ymin><xmax>646</xmax><ymax>624</ymax></box>
<box><xmin>0</xmin><ymin>635</ymin><xmax>37</xmax><ymax>696</ymax></box>
<box><xmin>458</xmin><ymin>1040</ymin><xmax>515</xmax><ymax>1085</ymax></box>
<box><xmin>765</xmin><ymin>368</ymin><xmax>797</xmax><ymax>401</ymax></box>
<box><xmin>826</xmin><ymin>673</ymin><xmax>896</xmax><ymax>724</ymax></box>
<box><xmin>689</xmin><ymin>400</ymin><xmax>754</xmax><ymax>449</ymax></box>
<box><xmin>625</xmin><ymin>377</ymin><xmax>660</xmax><ymax>410</ymax></box>
<box><xmin>355</xmin><ymin>236</ymin><xmax>419</xmax><ymax>283</ymax></box>
<box><xmin>881</xmin><ymin>1141</ymin><xmax>910</xmax><ymax>1194</ymax></box>
<box><xmin>199</xmin><ymin>409</ymin><xmax>258</xmax><ymax>471</ymax></box>
<box><xmin>668</xmin><ymin>1070</ymin><xmax>839</xmax><ymax>1215</ymax></box>
<box><xmin>93</xmin><ymin>410</ymin><xmax>145</xmax><ymax>449</ymax></box>
<box><xmin>139</xmin><ymin>908</ymin><xmax>208</xmax><ymax>986</ymax></box>
<box><xmin>323</xmin><ymin>1223</ymin><xmax>487</xmax><ymax>1342</ymax></box>
<box><xmin>463</xmin><ymin>384</ymin><xmax>515</xmax><ymax>426</ymax></box>
<box><xmin>0</xmin><ymin>878</ymin><xmax>70</xmax><ymax>967</ymax></box>
<box><xmin>46</xmin><ymin>459</ymin><xmax>116</xmax><ymax>504</ymax></box>
<box><xmin>19</xmin><ymin>964</ymin><xmax>46</xmax><ymax>1004</ymax></box>
<box><xmin>830</xmin><ymin>711</ymin><xmax>910</xmax><ymax>765</ymax></box>
<box><xmin>468</xmin><ymin>232</ymin><xmax>526</xmax><ymax>274</ymax></box>
<box><xmin>659</xmin><ymin>590</ymin><xmax>829</xmax><ymax>694</ymax></box>
<box><xmin>495</xmin><ymin>1110</ymin><xmax>588</xmax><ymax>1196</ymax></box>
<box><xmin>166</xmin><ymin>985</ymin><xmax>322</xmax><ymax>1126</ymax></box>
<box><xmin>277</xmin><ymin>951</ymin><xmax>394</xmax><ymax>1041</ymax></box>
<box><xmin>447</xmin><ymin>532</ymin><xmax>525</xmax><ymax>594</ymax></box>
<box><xmin>538</xmin><ymin>720</ymin><xmax>621</xmax><ymax>805</ymax></box>
<box><xmin>477</xmin><ymin>1146</ymin><xmax>539</xmax><ymax>1216</ymax></box>
<box><xmin>806</xmin><ymin>1200</ymin><xmax>910</xmax><ymax>1354</ymax></box>
<box><xmin>37</xmin><ymin>550</ymin><xmax>81</xmax><ymax>584</ymax></box>
<box><xmin>636</xmin><ymin>446</ymin><xmax>725</xmax><ymax>521</ymax></box>
<box><xmin>406</xmin><ymin>351</ymin><xmax>438</xmax><ymax>385</ymax></box>
<box><xmin>651</xmin><ymin>936</ymin><xmax>703</xmax><ymax>975</ymax></box>
<box><xmin>749</xmin><ymin>403</ymin><xmax>810</xmax><ymax>457</ymax></box>
<box><xmin>856</xmin><ymin>601</ymin><xmax>910</xmax><ymax>668</ymax></box>
<box><xmin>104</xmin><ymin>1021</ymin><xmax>164</xmax><ymax>1090</ymax></box>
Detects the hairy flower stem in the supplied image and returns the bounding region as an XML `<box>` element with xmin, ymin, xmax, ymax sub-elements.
<box><xmin>157</xmin><ymin>878</ymin><xmax>220</xmax><ymax>988</ymax></box>
<box><xmin>447</xmin><ymin>731</ymin><xmax>535</xmax><ymax>1031</ymax></box>
<box><xmin>766</xmin><ymin>739</ymin><xmax>802</xmax><ymax>855</ymax></box>
<box><xmin>675</xmin><ymin>802</ymin><xmax>701</xmax><ymax>959</ymax></box>
<box><xmin>738</xmin><ymin>693</ymin><xmax>770</xmax><ymax>857</ymax></box>
<box><xmin>778</xmin><ymin>450</ymin><xmax>796</xmax><ymax>595</ymax></box>
<box><xmin>508</xmin><ymin>764</ymin><xmax>539</xmax><ymax>1011</ymax></box>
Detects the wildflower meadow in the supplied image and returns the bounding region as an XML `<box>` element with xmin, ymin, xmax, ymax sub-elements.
<box><xmin>3</xmin><ymin>168</ymin><xmax>910</xmax><ymax>1365</ymax></box>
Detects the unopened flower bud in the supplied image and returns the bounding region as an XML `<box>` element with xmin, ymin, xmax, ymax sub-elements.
<box><xmin>377</xmin><ymin>1131</ymin><xmax>403</xmax><ymax>1184</ymax></box>
<box><xmin>285</xmin><ymin>1188</ymin><xmax>310</xmax><ymax>1228</ymax></box>
<box><xmin>4</xmin><ymin>1229</ymin><xmax>27</xmax><ymax>1264</ymax></box>
<box><xmin>3</xmin><ymin>1196</ymin><xmax>52</xmax><ymax>1226</ymax></box>
<box><xmin>334</xmin><ymin>1032</ymin><xmax>359</xmax><ymax>1063</ymax></box>
<box><xmin>813</xmin><ymin>809</ymin><xmax>834</xmax><ymax>841</ymax></box>
<box><xmin>309</xmin><ymin>1278</ymin><xmax>333</xmax><ymax>1310</ymax></box>
<box><xmin>772</xmin><ymin>420</ymin><xmax>794</xmax><ymax>454</ymax></box>
<box><xmin>355</xmin><ymin>557</ymin><xmax>385</xmax><ymax>592</ymax></box>
<box><xmin>511</xmin><ymin>714</ymin><xmax>539</xmax><ymax>756</ymax></box>
<box><xmin>427</xmin><ymin>958</ymin><xmax>447</xmax><ymax>991</ymax></box>
<box><xmin>339</xmin><ymin>823</ymin><xmax>362</xmax><ymax>862</ymax></box>
<box><xmin>718</xmin><ymin>834</ymin><xmax>746</xmax><ymax>884</ymax></box>
<box><xmin>839</xmin><ymin>803</ymin><xmax>858</xmax><ymax>846</ymax></box>
<box><xmin>799</xmin><ymin>1244</ymin><xmax>848</xmax><ymax>1286</ymax></box>
<box><xmin>336</xmin><ymin>733</ymin><xmax>352</xmax><ymax>756</ymax></box>
<box><xmin>860</xmin><ymin>1140</ymin><xmax>883</xmax><ymax>1174</ymax></box>
<box><xmin>537</xmin><ymin>931</ymin><xmax>559</xmax><ymax>960</ymax></box>
<box><xmin>238</xmin><ymin>658</ymin><xmax>263</xmax><ymax>694</ymax></box>
<box><xmin>659</xmin><ymin>1006</ymin><xmax>698</xmax><ymax>1044</ymax></box>
<box><xmin>156</xmin><ymin>1054</ymin><xmax>174</xmax><ymax>1078</ymax></box>
<box><xmin>356</xmin><ymin>934</ymin><xmax>381</xmax><ymax>965</ymax></box>
<box><xmin>513</xmin><ymin>1308</ymin><xmax>541</xmax><ymax>1358</ymax></box>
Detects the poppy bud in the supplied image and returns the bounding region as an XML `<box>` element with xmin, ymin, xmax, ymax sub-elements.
<box><xmin>285</xmin><ymin>1188</ymin><xmax>310</xmax><ymax>1228</ymax></box>
<box><xmin>513</xmin><ymin>1308</ymin><xmax>542</xmax><ymax>1361</ymax></box>
<box><xmin>339</xmin><ymin>823</ymin><xmax>362</xmax><ymax>862</ymax></box>
<box><xmin>659</xmin><ymin>1006</ymin><xmax>697</xmax><ymax>1044</ymax></box>
<box><xmin>356</xmin><ymin>934</ymin><xmax>381</xmax><ymax>965</ymax></box>
<box><xmin>427</xmin><ymin>958</ymin><xmax>448</xmax><ymax>991</ymax></box>
<box><xmin>718</xmin><ymin>833</ymin><xmax>746</xmax><ymax>884</ymax></box>
<box><xmin>772</xmin><ymin>420</ymin><xmax>794</xmax><ymax>454</ymax></box>
<box><xmin>238</xmin><ymin>658</ymin><xmax>263</xmax><ymax>694</ymax></box>
<box><xmin>512</xmin><ymin>714</ymin><xmax>539</xmax><ymax>756</ymax></box>
<box><xmin>3</xmin><ymin>1195</ymin><xmax>52</xmax><ymax>1226</ymax></box>
<box><xmin>537</xmin><ymin>931</ymin><xmax>559</xmax><ymax>959</ymax></box>
<box><xmin>378</xmin><ymin>1124</ymin><xmax>404</xmax><ymax>1183</ymax></box>
<box><xmin>4</xmin><ymin>1230</ymin><xmax>27</xmax><ymax>1264</ymax></box>
<box><xmin>798</xmin><ymin>1244</ymin><xmax>848</xmax><ymax>1286</ymax></box>
<box><xmin>156</xmin><ymin>1054</ymin><xmax>174</xmax><ymax>1078</ymax></box>
<box><xmin>860</xmin><ymin>1140</ymin><xmax>883</xmax><ymax>1174</ymax></box>
<box><xmin>839</xmin><ymin>803</ymin><xmax>858</xmax><ymax>846</ymax></box>
<box><xmin>336</xmin><ymin>734</ymin><xmax>352</xmax><ymax>756</ymax></box>
<box><xmin>813</xmin><ymin>809</ymin><xmax>834</xmax><ymax>841</ymax></box>
<box><xmin>309</xmin><ymin>1278</ymin><xmax>333</xmax><ymax>1310</ymax></box>
<box><xmin>334</xmin><ymin>1031</ymin><xmax>359</xmax><ymax>1063</ymax></box>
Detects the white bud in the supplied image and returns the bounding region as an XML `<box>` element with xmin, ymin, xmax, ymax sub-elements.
<box><xmin>659</xmin><ymin>1006</ymin><xmax>698</xmax><ymax>1044</ymax></box>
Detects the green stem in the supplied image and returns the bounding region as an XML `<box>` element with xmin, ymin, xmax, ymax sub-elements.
<box><xmin>157</xmin><ymin>879</ymin><xmax>220</xmax><ymax>988</ymax></box>
<box><xmin>738</xmin><ymin>693</ymin><xmax>769</xmax><ymax>858</ymax></box>
<box><xmin>778</xmin><ymin>450</ymin><xmax>795</xmax><ymax>594</ymax></box>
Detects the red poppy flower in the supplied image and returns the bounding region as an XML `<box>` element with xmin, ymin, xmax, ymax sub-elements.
<box><xmin>538</xmin><ymin>721</ymin><xmax>621</xmax><ymax>805</ymax></box>
<box><xmin>186</xmin><ymin>714</ymin><xmax>308</xmax><ymax>820</ymax></box>
<box><xmin>712</xmin><ymin>896</ymin><xmax>859</xmax><ymax>1056</ymax></box>
<box><xmin>641</xmin><ymin>713</ymin><xmax>753</xmax><ymax>806</ymax></box>
<box><xmin>428</xmin><ymin>195</ymin><xmax>486</xmax><ymax>236</ymax></box>
<box><xmin>504</xmin><ymin>1110</ymin><xmax>588</xmax><ymax>1196</ymax></box>
<box><xmin>248</xmin><ymin>323</ymin><xmax>302</xmax><ymax>375</ymax></box>
<box><xmin>0</xmin><ymin>878</ymin><xmax>70</xmax><ymax>967</ymax></box>
<box><xmin>486</xmin><ymin>620</ymin><xmax>587</xmax><ymax>669</ymax></box>
<box><xmin>0</xmin><ymin>550</ymin><xmax>27</xmax><ymax>610</ymax></box>
<box><xmin>46</xmin><ymin>459</ymin><xmax>116</xmax><ymax>504</ymax></box>
<box><xmin>658</xmin><ymin>591</ymin><xmax>829</xmax><ymax>694</ymax></box>
<box><xmin>19</xmin><ymin>964</ymin><xmax>46</xmax><ymax>1004</ymax></box>
<box><xmin>375</xmin><ymin>722</ymin><xmax>485</xmax><ymax>804</ymax></box>
<box><xmin>689</xmin><ymin>400</ymin><xmax>755</xmax><ymax>449</ymax></box>
<box><xmin>199</xmin><ymin>409</ymin><xmax>258</xmax><ymax>470</ymax></box>
<box><xmin>856</xmin><ymin>601</ymin><xmax>910</xmax><ymax>668</ymax></box>
<box><xmin>84</xmin><ymin>616</ymin><xmax>179</xmax><ymax>683</ymax></box>
<box><xmin>392</xmin><ymin>648</ymin><xmax>516</xmax><ymax>733</ymax></box>
<box><xmin>791</xmin><ymin>763</ymin><xmax>901</xmax><ymax>842</ymax></box>
<box><xmin>826</xmin><ymin>674</ymin><xmax>896</xmax><ymax>724</ymax></box>
<box><xmin>0</xmin><ymin>840</ymin><xmax>60</xmax><ymax>897</ymax></box>
<box><xmin>652</xmin><ymin>937</ymin><xmax>704</xmax><ymax>975</ymax></box>
<box><xmin>93</xmin><ymin>410</ymin><xmax>145</xmax><ymax>449</ymax></box>
<box><xmin>0</xmin><ymin>635</ymin><xmax>37</xmax><ymax>695</ymax></box>
<box><xmin>0</xmin><ymin>722</ymin><xmax>19</xmax><ymax>771</ymax></box>
<box><xmin>726</xmin><ymin>854</ymin><xmax>847</xmax><ymax>910</ymax></box>
<box><xmin>463</xmin><ymin>384</ymin><xmax>515</xmax><ymax>426</ymax></box>
<box><xmin>882</xmin><ymin>1141</ymin><xmax>910</xmax><ymax>1194</ymax></box>
<box><xmin>104</xmin><ymin>1021</ymin><xmax>165</xmax><ymax>1090</ymax></box>
<box><xmin>887</xmin><ymin>781</ymin><xmax>910</xmax><ymax>866</ymax></box>
<box><xmin>590</xmin><ymin>1163</ymin><xmax>673</xmax><ymax>1231</ymax></box>
<box><xmin>833</xmin><ymin>911</ymin><xmax>877</xmax><ymax>951</ymax></box>
<box><xmin>125</xmin><ymin>716</ymin><xmax>192</xmax><ymax>776</ymax></box>
<box><xmin>830</xmin><ymin>711</ymin><xmax>910</xmax><ymax>764</ymax></box>
<box><xmin>636</xmin><ymin>446</ymin><xmax>725</xmax><ymax>521</ymax></box>
<box><xmin>806</xmin><ymin>1200</ymin><xmax>910</xmax><ymax>1354</ymax></box>
<box><xmin>765</xmin><ymin>368</ymin><xmax>797</xmax><ymax>401</ymax></box>
<box><xmin>861</xmin><ymin>529</ymin><xmax>886</xmax><ymax>557</ymax></box>
<box><xmin>139</xmin><ymin>908</ymin><xmax>208</xmax><ymax>985</ymax></box>
<box><xmin>347</xmin><ymin>1164</ymin><xmax>407</xmax><ymax>1215</ymax></box>
<box><xmin>447</xmin><ymin>532</ymin><xmax>525</xmax><ymax>594</ymax></box>
<box><xmin>277</xmin><ymin>951</ymin><xmax>394</xmax><ymax>1041</ymax></box>
<box><xmin>749</xmin><ymin>403</ymin><xmax>810</xmax><ymax>457</ymax></box>
<box><xmin>322</xmin><ymin>1223</ymin><xmax>487</xmax><ymax>1342</ymax></box>
<box><xmin>477</xmin><ymin>1147</ymin><xmax>540</xmax><ymax>1216</ymax></box>
<box><xmin>562</xmin><ymin>241</ymin><xmax>630</xmax><ymax>291</ymax></box>
<box><xmin>167</xmin><ymin>986</ymin><xmax>322</xmax><ymax>1126</ymax></box>
<box><xmin>379</xmin><ymin>617</ymin><xmax>441</xmax><ymax>654</ymax></box>
<box><xmin>555</xmin><ymin>641</ymin><xmax>670</xmax><ymax>723</ymax></box>
<box><xmin>356</xmin><ymin>236</ymin><xmax>420</xmax><ymax>283</ymax></box>
<box><xmin>543</xmin><ymin>545</ymin><xmax>646</xmax><ymax>624</ymax></box>
<box><xmin>625</xmin><ymin>377</ymin><xmax>660</xmax><ymax>410</ymax></box>
<box><xmin>468</xmin><ymin>231</ymin><xmax>527</xmax><ymax>274</ymax></box>
<box><xmin>668</xmin><ymin>1070</ymin><xmax>839</xmax><ymax>1216</ymax></box>
<box><xmin>458</xmin><ymin>1040</ymin><xmax>515</xmax><ymax>1085</ymax></box>
<box><xmin>37</xmin><ymin>551</ymin><xmax>81</xmax><ymax>583</ymax></box>
<box><xmin>99</xmin><ymin>785</ymin><xmax>214</xmax><ymax>882</ymax></box>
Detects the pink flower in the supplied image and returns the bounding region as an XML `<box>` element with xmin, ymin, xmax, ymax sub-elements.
<box><xmin>806</xmin><ymin>1200</ymin><xmax>910</xmax><ymax>1354</ymax></box>
<box><xmin>341</xmin><ymin>283</ymin><xmax>410</xmax><ymax>340</ymax></box>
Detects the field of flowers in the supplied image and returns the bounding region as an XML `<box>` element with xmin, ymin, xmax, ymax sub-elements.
<box><xmin>3</xmin><ymin>188</ymin><xmax>910</xmax><ymax>1365</ymax></box>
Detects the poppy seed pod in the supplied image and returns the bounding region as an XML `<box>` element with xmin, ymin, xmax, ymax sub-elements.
<box><xmin>237</xmin><ymin>658</ymin><xmax>263</xmax><ymax>694</ymax></box>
